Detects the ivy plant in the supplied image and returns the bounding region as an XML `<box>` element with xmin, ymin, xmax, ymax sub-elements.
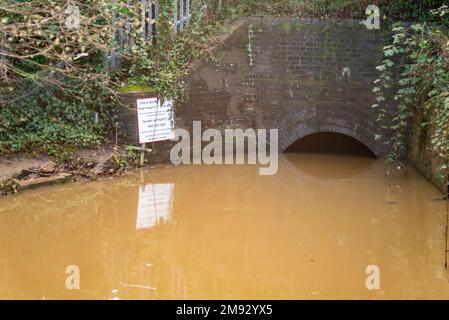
<box><xmin>373</xmin><ymin>5</ymin><xmax>449</xmax><ymax>178</ymax></box>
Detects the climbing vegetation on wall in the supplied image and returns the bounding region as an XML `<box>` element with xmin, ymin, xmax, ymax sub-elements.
<box><xmin>373</xmin><ymin>5</ymin><xmax>449</xmax><ymax>176</ymax></box>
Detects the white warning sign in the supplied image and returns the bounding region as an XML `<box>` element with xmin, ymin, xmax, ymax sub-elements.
<box><xmin>136</xmin><ymin>98</ymin><xmax>175</xmax><ymax>144</ymax></box>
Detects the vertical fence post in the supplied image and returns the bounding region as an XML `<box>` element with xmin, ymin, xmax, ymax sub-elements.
<box><xmin>141</xmin><ymin>0</ymin><xmax>147</xmax><ymax>38</ymax></box>
<box><xmin>126</xmin><ymin>0</ymin><xmax>131</xmax><ymax>46</ymax></box>
<box><xmin>148</xmin><ymin>0</ymin><xmax>153</xmax><ymax>39</ymax></box>
<box><xmin>0</xmin><ymin>31</ymin><xmax>7</xmax><ymax>103</ymax></box>
<box><xmin>110</xmin><ymin>0</ymin><xmax>117</xmax><ymax>67</ymax></box>
<box><xmin>179</xmin><ymin>0</ymin><xmax>184</xmax><ymax>30</ymax></box>
<box><xmin>0</xmin><ymin>32</ymin><xmax>6</xmax><ymax>81</ymax></box>
<box><xmin>118</xmin><ymin>12</ymin><xmax>124</xmax><ymax>47</ymax></box>
<box><xmin>185</xmin><ymin>0</ymin><xmax>190</xmax><ymax>27</ymax></box>
<box><xmin>155</xmin><ymin>0</ymin><xmax>159</xmax><ymax>36</ymax></box>
<box><xmin>173</xmin><ymin>0</ymin><xmax>178</xmax><ymax>32</ymax></box>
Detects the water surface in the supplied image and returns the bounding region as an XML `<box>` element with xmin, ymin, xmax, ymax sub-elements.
<box><xmin>0</xmin><ymin>154</ymin><xmax>448</xmax><ymax>299</ymax></box>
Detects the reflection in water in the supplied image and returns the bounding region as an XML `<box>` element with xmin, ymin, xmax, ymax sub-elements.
<box><xmin>285</xmin><ymin>153</ymin><xmax>377</xmax><ymax>180</ymax></box>
<box><xmin>136</xmin><ymin>184</ymin><xmax>174</xmax><ymax>230</ymax></box>
<box><xmin>0</xmin><ymin>154</ymin><xmax>448</xmax><ymax>299</ymax></box>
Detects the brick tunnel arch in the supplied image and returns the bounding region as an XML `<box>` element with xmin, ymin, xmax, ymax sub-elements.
<box><xmin>281</xmin><ymin>127</ymin><xmax>377</xmax><ymax>157</ymax></box>
<box><xmin>275</xmin><ymin>112</ymin><xmax>385</xmax><ymax>158</ymax></box>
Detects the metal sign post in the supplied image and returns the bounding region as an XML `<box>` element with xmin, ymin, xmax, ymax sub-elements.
<box><xmin>140</xmin><ymin>143</ymin><xmax>146</xmax><ymax>167</ymax></box>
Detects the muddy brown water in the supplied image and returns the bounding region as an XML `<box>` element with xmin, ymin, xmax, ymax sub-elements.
<box><xmin>0</xmin><ymin>153</ymin><xmax>448</xmax><ymax>299</ymax></box>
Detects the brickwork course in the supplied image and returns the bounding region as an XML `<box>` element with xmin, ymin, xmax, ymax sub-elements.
<box><xmin>117</xmin><ymin>18</ymin><xmax>391</xmax><ymax>161</ymax></box>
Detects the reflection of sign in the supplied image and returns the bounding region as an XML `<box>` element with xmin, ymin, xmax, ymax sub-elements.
<box><xmin>136</xmin><ymin>98</ymin><xmax>175</xmax><ymax>144</ymax></box>
<box><xmin>136</xmin><ymin>183</ymin><xmax>174</xmax><ymax>230</ymax></box>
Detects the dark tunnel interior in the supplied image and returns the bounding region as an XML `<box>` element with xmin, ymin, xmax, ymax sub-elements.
<box><xmin>285</xmin><ymin>132</ymin><xmax>376</xmax><ymax>158</ymax></box>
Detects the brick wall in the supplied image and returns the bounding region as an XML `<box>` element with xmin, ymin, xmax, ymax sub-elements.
<box><xmin>116</xmin><ymin>17</ymin><xmax>390</xmax><ymax>162</ymax></box>
<box><xmin>408</xmin><ymin>110</ymin><xmax>446</xmax><ymax>192</ymax></box>
<box><xmin>248</xmin><ymin>18</ymin><xmax>388</xmax><ymax>156</ymax></box>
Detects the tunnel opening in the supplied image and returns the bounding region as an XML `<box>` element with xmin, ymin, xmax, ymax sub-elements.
<box><xmin>284</xmin><ymin>132</ymin><xmax>376</xmax><ymax>158</ymax></box>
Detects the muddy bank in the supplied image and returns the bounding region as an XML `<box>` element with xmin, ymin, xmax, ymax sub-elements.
<box><xmin>0</xmin><ymin>146</ymin><xmax>172</xmax><ymax>196</ymax></box>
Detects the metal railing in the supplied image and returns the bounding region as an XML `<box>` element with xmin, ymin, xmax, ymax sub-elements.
<box><xmin>173</xmin><ymin>0</ymin><xmax>191</xmax><ymax>32</ymax></box>
<box><xmin>141</xmin><ymin>0</ymin><xmax>159</xmax><ymax>40</ymax></box>
<box><xmin>1</xmin><ymin>1</ymin><xmax>195</xmax><ymax>73</ymax></box>
<box><xmin>116</xmin><ymin>0</ymin><xmax>192</xmax><ymax>44</ymax></box>
<box><xmin>108</xmin><ymin>0</ymin><xmax>192</xmax><ymax>66</ymax></box>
